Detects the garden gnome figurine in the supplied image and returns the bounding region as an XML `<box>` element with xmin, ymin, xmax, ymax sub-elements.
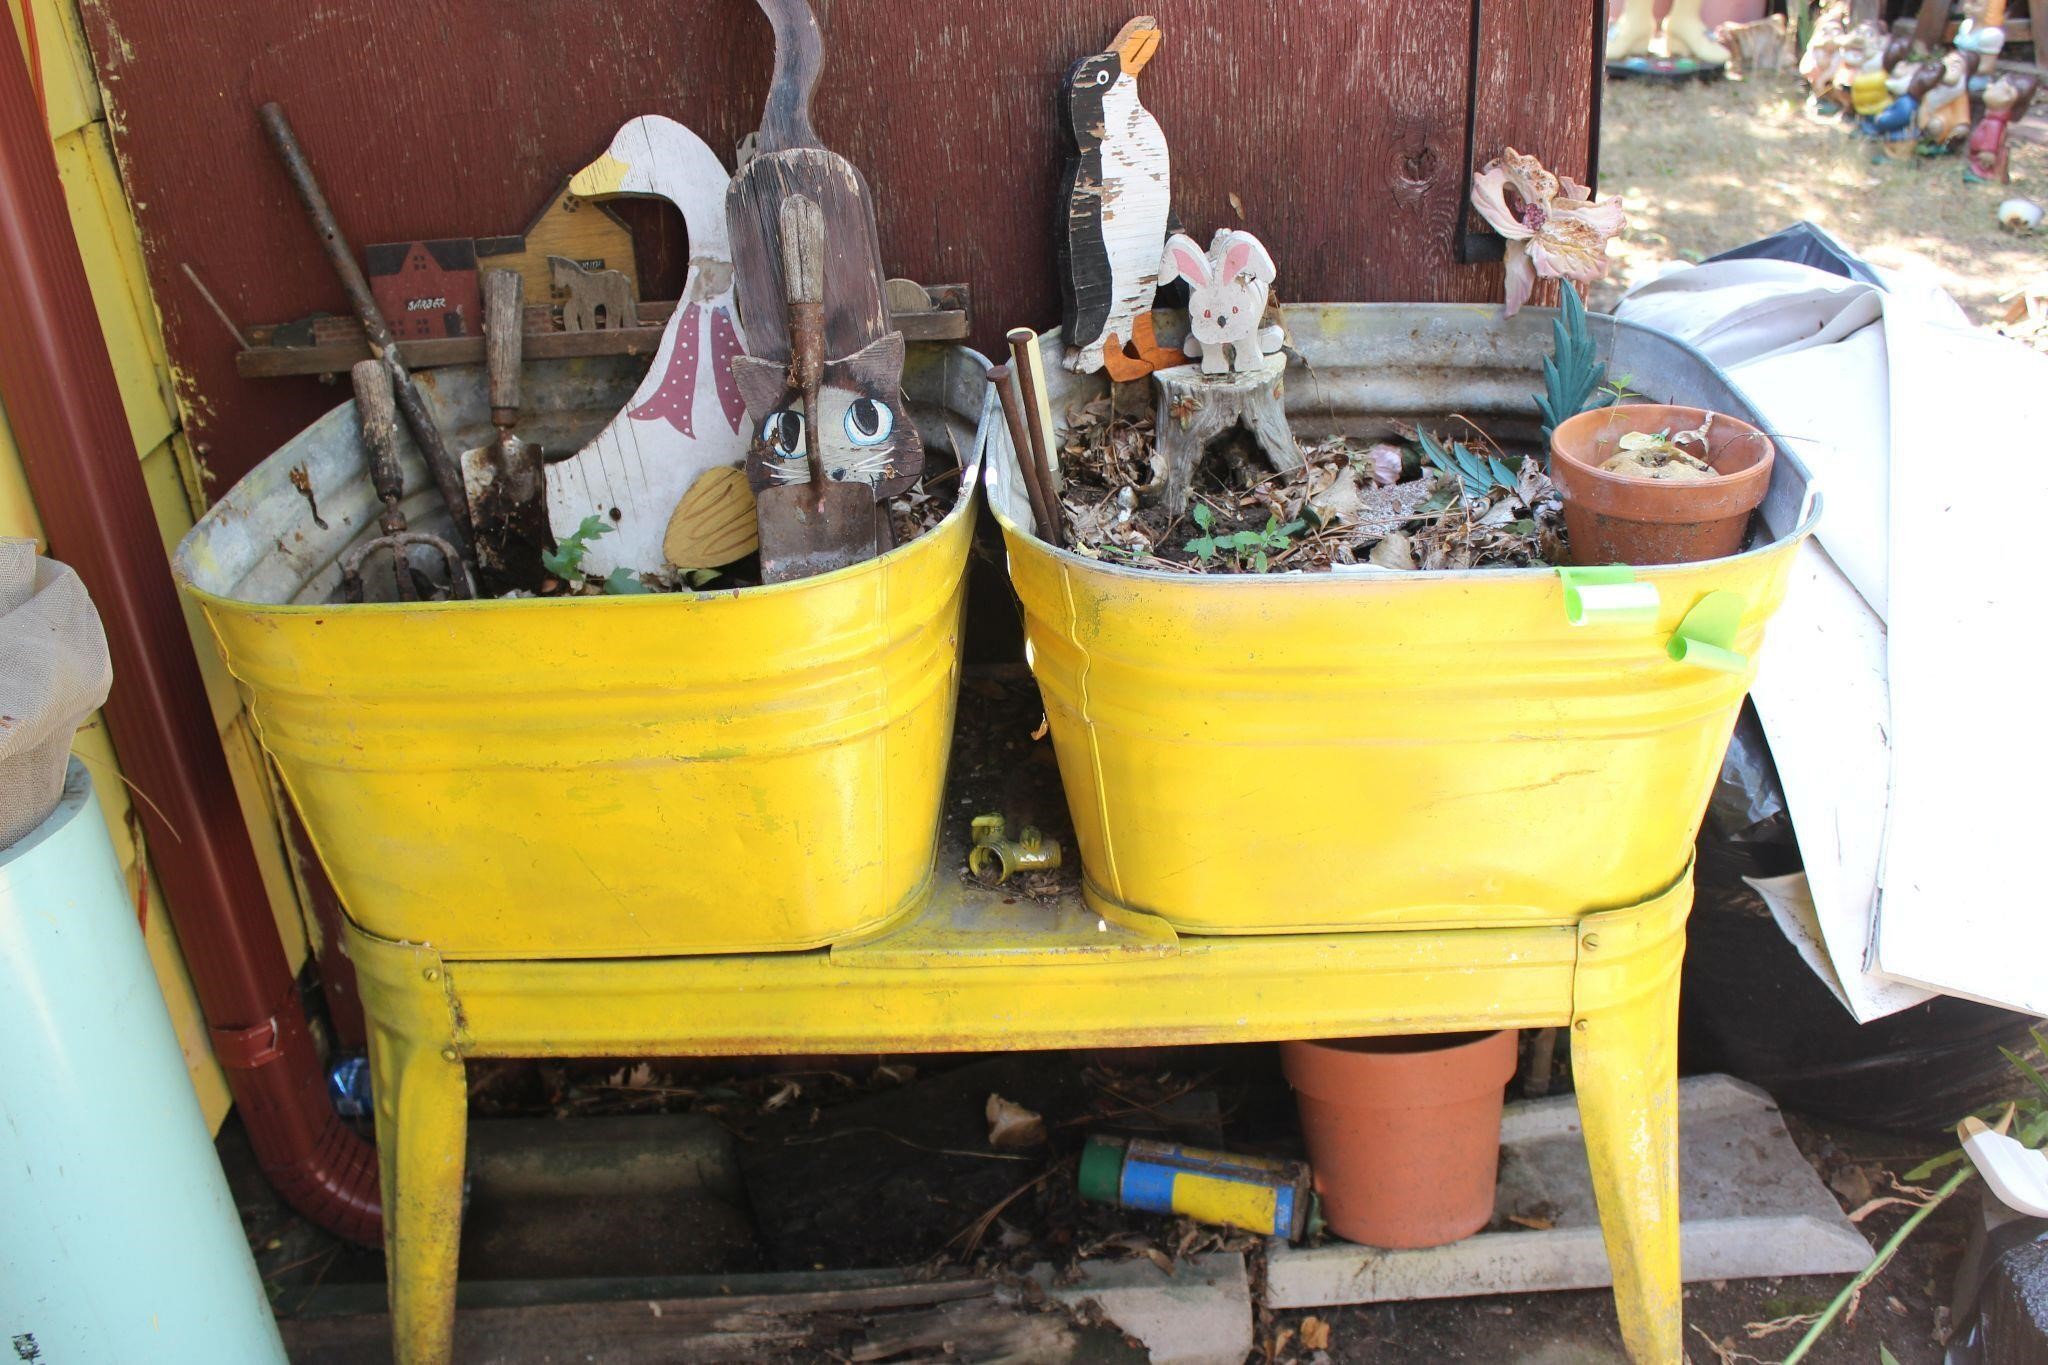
<box><xmin>1851</xmin><ymin>38</ymin><xmax>1910</xmax><ymax>120</ymax></box>
<box><xmin>1800</xmin><ymin>3</ymin><xmax>1854</xmax><ymax>109</ymax></box>
<box><xmin>1608</xmin><ymin>0</ymin><xmax>1730</xmax><ymax>65</ymax></box>
<box><xmin>1917</xmin><ymin>49</ymin><xmax>1975</xmax><ymax>152</ymax></box>
<box><xmin>1966</xmin><ymin>74</ymin><xmax>2038</xmax><ymax>184</ymax></box>
<box><xmin>1956</xmin><ymin>0</ymin><xmax>2007</xmax><ymax>81</ymax></box>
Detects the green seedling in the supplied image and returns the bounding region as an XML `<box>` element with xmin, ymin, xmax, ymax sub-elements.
<box><xmin>1184</xmin><ymin>502</ymin><xmax>1305</xmax><ymax>572</ymax></box>
<box><xmin>1184</xmin><ymin>502</ymin><xmax>1226</xmax><ymax>562</ymax></box>
<box><xmin>602</xmin><ymin>567</ymin><xmax>650</xmax><ymax>595</ymax></box>
<box><xmin>541</xmin><ymin>514</ymin><xmax>614</xmax><ymax>580</ymax></box>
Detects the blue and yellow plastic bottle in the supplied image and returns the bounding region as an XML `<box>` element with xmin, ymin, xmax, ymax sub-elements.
<box><xmin>1078</xmin><ymin>1135</ymin><xmax>1321</xmax><ymax>1240</ymax></box>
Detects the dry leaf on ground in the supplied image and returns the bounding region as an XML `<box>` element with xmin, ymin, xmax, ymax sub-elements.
<box><xmin>986</xmin><ymin>1093</ymin><xmax>1047</xmax><ymax>1149</ymax></box>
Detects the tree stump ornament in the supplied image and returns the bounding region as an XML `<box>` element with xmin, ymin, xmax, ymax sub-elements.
<box><xmin>1145</xmin><ymin>227</ymin><xmax>1295</xmax><ymax>514</ymax></box>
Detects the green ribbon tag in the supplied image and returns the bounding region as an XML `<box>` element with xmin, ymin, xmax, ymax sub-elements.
<box><xmin>1668</xmin><ymin>590</ymin><xmax>1748</xmax><ymax>672</ymax></box>
<box><xmin>1558</xmin><ymin>565</ymin><xmax>1660</xmax><ymax>626</ymax></box>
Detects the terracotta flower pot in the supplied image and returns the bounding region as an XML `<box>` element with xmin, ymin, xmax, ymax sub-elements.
<box><xmin>1550</xmin><ymin>404</ymin><xmax>1774</xmax><ymax>566</ymax></box>
<box><xmin>1280</xmin><ymin>1031</ymin><xmax>1517</xmax><ymax>1248</ymax></box>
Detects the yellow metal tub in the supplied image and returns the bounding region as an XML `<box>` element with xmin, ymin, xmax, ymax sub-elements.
<box><xmin>176</xmin><ymin>346</ymin><xmax>986</xmax><ymax>958</ymax></box>
<box><xmin>989</xmin><ymin>306</ymin><xmax>1819</xmax><ymax>936</ymax></box>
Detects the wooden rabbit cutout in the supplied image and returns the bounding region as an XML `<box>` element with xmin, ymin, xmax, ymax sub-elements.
<box><xmin>1159</xmin><ymin>229</ymin><xmax>1283</xmax><ymax>375</ymax></box>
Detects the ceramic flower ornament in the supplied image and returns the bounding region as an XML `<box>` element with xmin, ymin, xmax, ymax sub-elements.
<box><xmin>1470</xmin><ymin>150</ymin><xmax>1626</xmax><ymax>318</ymax></box>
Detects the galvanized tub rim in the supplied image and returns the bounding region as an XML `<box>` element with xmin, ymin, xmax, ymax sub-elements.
<box><xmin>175</xmin><ymin>352</ymin><xmax>989</xmax><ymax>615</ymax></box>
<box><xmin>981</xmin><ymin>304</ymin><xmax>1821</xmax><ymax>585</ymax></box>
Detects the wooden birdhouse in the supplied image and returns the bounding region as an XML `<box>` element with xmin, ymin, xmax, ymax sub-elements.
<box><xmin>476</xmin><ymin>180</ymin><xmax>640</xmax><ymax>311</ymax></box>
<box><xmin>363</xmin><ymin>239</ymin><xmax>480</xmax><ymax>340</ymax></box>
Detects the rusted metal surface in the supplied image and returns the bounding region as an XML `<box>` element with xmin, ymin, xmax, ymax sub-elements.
<box><xmin>260</xmin><ymin>102</ymin><xmax>475</xmax><ymax>553</ymax></box>
<box><xmin>338</xmin><ymin>360</ymin><xmax>473</xmax><ymax>604</ymax></box>
<box><xmin>0</xmin><ymin>18</ymin><xmax>378</xmax><ymax>1244</ymax></box>
<box><xmin>78</xmin><ymin>0</ymin><xmax>1596</xmax><ymax>497</ymax></box>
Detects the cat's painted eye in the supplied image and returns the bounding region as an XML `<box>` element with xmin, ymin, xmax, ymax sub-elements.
<box><xmin>762</xmin><ymin>409</ymin><xmax>805</xmax><ymax>458</ymax></box>
<box><xmin>1095</xmin><ymin>69</ymin><xmax>1111</xmax><ymax>85</ymax></box>
<box><xmin>843</xmin><ymin>398</ymin><xmax>894</xmax><ymax>447</ymax></box>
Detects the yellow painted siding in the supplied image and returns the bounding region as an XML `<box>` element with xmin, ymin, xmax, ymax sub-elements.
<box><xmin>10</xmin><ymin>0</ymin><xmax>97</xmax><ymax>140</ymax></box>
<box><xmin>4</xmin><ymin>0</ymin><xmax>320</xmax><ymax>1132</ymax></box>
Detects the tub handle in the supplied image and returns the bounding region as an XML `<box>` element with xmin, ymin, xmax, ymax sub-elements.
<box><xmin>1559</xmin><ymin>566</ymin><xmax>1659</xmax><ymax>627</ymax></box>
<box><xmin>1667</xmin><ymin>590</ymin><xmax>1749</xmax><ymax>673</ymax></box>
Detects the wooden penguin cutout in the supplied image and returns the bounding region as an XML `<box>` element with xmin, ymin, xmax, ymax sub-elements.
<box><xmin>543</xmin><ymin>116</ymin><xmax>752</xmax><ymax>579</ymax></box>
<box><xmin>726</xmin><ymin>0</ymin><xmax>922</xmax><ymax>510</ymax></box>
<box><xmin>1058</xmin><ymin>16</ymin><xmax>1182</xmax><ymax>381</ymax></box>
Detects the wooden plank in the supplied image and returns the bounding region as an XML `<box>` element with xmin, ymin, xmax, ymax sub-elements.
<box><xmin>77</xmin><ymin>0</ymin><xmax>1587</xmax><ymax>495</ymax></box>
<box><xmin>232</xmin><ymin>298</ymin><xmax>970</xmax><ymax>378</ymax></box>
<box><xmin>277</xmin><ymin>1278</ymin><xmax>999</xmax><ymax>1365</ymax></box>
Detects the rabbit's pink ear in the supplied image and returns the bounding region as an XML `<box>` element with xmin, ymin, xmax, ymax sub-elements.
<box><xmin>1221</xmin><ymin>238</ymin><xmax>1253</xmax><ymax>281</ymax></box>
<box><xmin>1168</xmin><ymin>242</ymin><xmax>1209</xmax><ymax>286</ymax></box>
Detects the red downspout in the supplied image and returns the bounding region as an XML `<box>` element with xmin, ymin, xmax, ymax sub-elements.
<box><xmin>0</xmin><ymin>22</ymin><xmax>380</xmax><ymax>1243</ymax></box>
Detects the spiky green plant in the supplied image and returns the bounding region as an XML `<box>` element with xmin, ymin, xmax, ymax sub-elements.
<box><xmin>1535</xmin><ymin>280</ymin><xmax>1614</xmax><ymax>440</ymax></box>
<box><xmin>1416</xmin><ymin>427</ymin><xmax>1520</xmax><ymax>501</ymax></box>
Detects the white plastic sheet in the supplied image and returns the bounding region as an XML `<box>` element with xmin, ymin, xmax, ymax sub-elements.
<box><xmin>1619</xmin><ymin>259</ymin><xmax>2048</xmax><ymax>1020</ymax></box>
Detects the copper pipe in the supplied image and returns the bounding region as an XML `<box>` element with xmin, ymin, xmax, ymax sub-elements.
<box><xmin>0</xmin><ymin>22</ymin><xmax>378</xmax><ymax>1242</ymax></box>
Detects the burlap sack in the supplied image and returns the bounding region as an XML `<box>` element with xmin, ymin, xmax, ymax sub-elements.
<box><xmin>1</xmin><ymin>538</ymin><xmax>114</xmax><ymax>850</ymax></box>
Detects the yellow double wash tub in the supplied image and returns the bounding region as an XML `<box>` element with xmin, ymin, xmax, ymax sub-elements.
<box><xmin>992</xmin><ymin>307</ymin><xmax>1816</xmax><ymax>938</ymax></box>
<box><xmin>177</xmin><ymin>348</ymin><xmax>987</xmax><ymax>958</ymax></box>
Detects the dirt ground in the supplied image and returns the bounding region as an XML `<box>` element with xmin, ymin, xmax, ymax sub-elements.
<box><xmin>1590</xmin><ymin>68</ymin><xmax>2048</xmax><ymax>323</ymax></box>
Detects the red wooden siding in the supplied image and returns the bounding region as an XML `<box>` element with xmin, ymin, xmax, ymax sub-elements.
<box><xmin>78</xmin><ymin>1</ymin><xmax>1598</xmax><ymax>493</ymax></box>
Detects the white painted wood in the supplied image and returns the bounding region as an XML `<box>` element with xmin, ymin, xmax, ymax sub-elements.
<box><xmin>1061</xmin><ymin>20</ymin><xmax>1171</xmax><ymax>375</ymax></box>
<box><xmin>1160</xmin><ymin>230</ymin><xmax>1282</xmax><ymax>375</ymax></box>
<box><xmin>545</xmin><ymin>116</ymin><xmax>750</xmax><ymax>578</ymax></box>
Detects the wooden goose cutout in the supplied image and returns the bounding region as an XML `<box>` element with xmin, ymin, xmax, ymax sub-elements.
<box><xmin>547</xmin><ymin>116</ymin><xmax>752</xmax><ymax>579</ymax></box>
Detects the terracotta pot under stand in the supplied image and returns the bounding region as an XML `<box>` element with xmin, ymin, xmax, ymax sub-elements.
<box><xmin>1280</xmin><ymin>1030</ymin><xmax>1518</xmax><ymax>1249</ymax></box>
<box><xmin>1550</xmin><ymin>403</ymin><xmax>1775</xmax><ymax>566</ymax></box>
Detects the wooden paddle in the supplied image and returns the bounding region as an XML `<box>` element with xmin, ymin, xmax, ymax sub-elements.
<box><xmin>753</xmin><ymin>195</ymin><xmax>877</xmax><ymax>583</ymax></box>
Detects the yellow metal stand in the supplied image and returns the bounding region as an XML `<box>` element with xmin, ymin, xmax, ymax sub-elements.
<box><xmin>348</xmin><ymin>865</ymin><xmax>1693</xmax><ymax>1365</ymax></box>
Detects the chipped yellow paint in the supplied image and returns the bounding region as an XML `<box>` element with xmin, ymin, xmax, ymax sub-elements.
<box><xmin>7</xmin><ymin>0</ymin><xmax>99</xmax><ymax>139</ymax></box>
<box><xmin>50</xmin><ymin>125</ymin><xmax>175</xmax><ymax>451</ymax></box>
<box><xmin>1</xmin><ymin>0</ymin><xmax>318</xmax><ymax>1133</ymax></box>
<box><xmin>0</xmin><ymin>405</ymin><xmax>44</xmax><ymax>543</ymax></box>
<box><xmin>345</xmin><ymin>870</ymin><xmax>1696</xmax><ymax>1363</ymax></box>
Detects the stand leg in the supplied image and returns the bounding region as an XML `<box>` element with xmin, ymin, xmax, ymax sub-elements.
<box><xmin>368</xmin><ymin>1020</ymin><xmax>468</xmax><ymax>1364</ymax></box>
<box><xmin>1572</xmin><ymin>897</ymin><xmax>1687</xmax><ymax>1364</ymax></box>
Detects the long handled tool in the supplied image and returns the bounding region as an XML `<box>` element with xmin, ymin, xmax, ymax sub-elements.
<box><xmin>754</xmin><ymin>196</ymin><xmax>879</xmax><ymax>583</ymax></box>
<box><xmin>987</xmin><ymin>361</ymin><xmax>1054</xmax><ymax>540</ymax></box>
<box><xmin>259</xmin><ymin>101</ymin><xmax>473</xmax><ymax>558</ymax></box>
<box><xmin>340</xmin><ymin>360</ymin><xmax>474</xmax><ymax>603</ymax></box>
<box><xmin>460</xmin><ymin>269</ymin><xmax>548</xmax><ymax>589</ymax></box>
<box><xmin>1003</xmin><ymin>328</ymin><xmax>1065</xmax><ymax>548</ymax></box>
